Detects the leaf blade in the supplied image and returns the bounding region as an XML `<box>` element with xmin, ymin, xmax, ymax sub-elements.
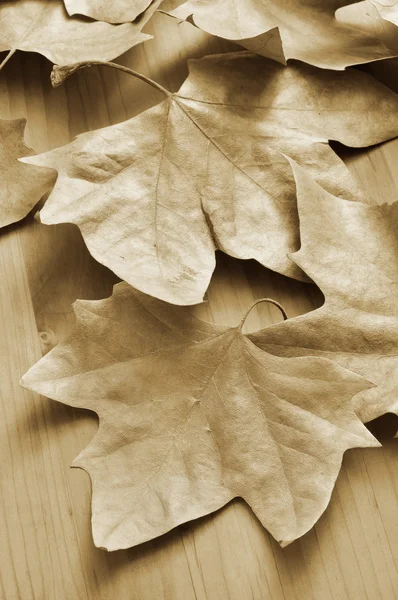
<box><xmin>23</xmin><ymin>54</ymin><xmax>398</xmax><ymax>304</ymax></box>
<box><xmin>21</xmin><ymin>283</ymin><xmax>379</xmax><ymax>550</ymax></box>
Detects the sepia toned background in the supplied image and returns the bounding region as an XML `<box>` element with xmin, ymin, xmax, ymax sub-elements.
<box><xmin>1</xmin><ymin>11</ymin><xmax>398</xmax><ymax>600</ymax></box>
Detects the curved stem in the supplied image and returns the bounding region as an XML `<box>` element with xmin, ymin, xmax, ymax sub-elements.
<box><xmin>51</xmin><ymin>61</ymin><xmax>172</xmax><ymax>97</ymax></box>
<box><xmin>239</xmin><ymin>298</ymin><xmax>288</xmax><ymax>331</ymax></box>
<box><xmin>0</xmin><ymin>49</ymin><xmax>16</xmax><ymax>71</ymax></box>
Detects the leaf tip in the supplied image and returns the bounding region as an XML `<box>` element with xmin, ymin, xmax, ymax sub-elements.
<box><xmin>279</xmin><ymin>538</ymin><xmax>293</xmax><ymax>548</ymax></box>
<box><xmin>19</xmin><ymin>371</ymin><xmax>36</xmax><ymax>393</ymax></box>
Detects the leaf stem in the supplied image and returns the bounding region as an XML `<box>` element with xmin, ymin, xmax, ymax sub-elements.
<box><xmin>0</xmin><ymin>49</ymin><xmax>16</xmax><ymax>71</ymax></box>
<box><xmin>239</xmin><ymin>298</ymin><xmax>288</xmax><ymax>331</ymax></box>
<box><xmin>51</xmin><ymin>61</ymin><xmax>172</xmax><ymax>97</ymax></box>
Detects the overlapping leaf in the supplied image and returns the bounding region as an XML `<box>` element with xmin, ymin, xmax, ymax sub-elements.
<box><xmin>337</xmin><ymin>1</ymin><xmax>398</xmax><ymax>54</ymax></box>
<box><xmin>21</xmin><ymin>282</ymin><xmax>378</xmax><ymax>551</ymax></box>
<box><xmin>169</xmin><ymin>0</ymin><xmax>396</xmax><ymax>69</ymax></box>
<box><xmin>370</xmin><ymin>0</ymin><xmax>398</xmax><ymax>25</ymax></box>
<box><xmin>0</xmin><ymin>0</ymin><xmax>161</xmax><ymax>67</ymax></box>
<box><xmin>23</xmin><ymin>53</ymin><xmax>398</xmax><ymax>305</ymax></box>
<box><xmin>64</xmin><ymin>0</ymin><xmax>154</xmax><ymax>23</ymax></box>
<box><xmin>250</xmin><ymin>162</ymin><xmax>398</xmax><ymax>424</ymax></box>
<box><xmin>0</xmin><ymin>118</ymin><xmax>55</xmax><ymax>228</ymax></box>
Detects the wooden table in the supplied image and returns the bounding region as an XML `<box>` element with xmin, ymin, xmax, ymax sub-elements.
<box><xmin>1</xmin><ymin>12</ymin><xmax>398</xmax><ymax>600</ymax></box>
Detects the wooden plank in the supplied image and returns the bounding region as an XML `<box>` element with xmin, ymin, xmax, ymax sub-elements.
<box><xmin>0</xmin><ymin>12</ymin><xmax>397</xmax><ymax>600</ymax></box>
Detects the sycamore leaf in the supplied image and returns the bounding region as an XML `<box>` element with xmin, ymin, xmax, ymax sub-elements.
<box><xmin>22</xmin><ymin>53</ymin><xmax>398</xmax><ymax>306</ymax></box>
<box><xmin>250</xmin><ymin>162</ymin><xmax>398</xmax><ymax>424</ymax></box>
<box><xmin>336</xmin><ymin>1</ymin><xmax>398</xmax><ymax>56</ymax></box>
<box><xmin>64</xmin><ymin>0</ymin><xmax>154</xmax><ymax>23</ymax></box>
<box><xmin>0</xmin><ymin>0</ymin><xmax>161</xmax><ymax>68</ymax></box>
<box><xmin>0</xmin><ymin>118</ymin><xmax>55</xmax><ymax>228</ymax></box>
<box><xmin>20</xmin><ymin>282</ymin><xmax>378</xmax><ymax>551</ymax></box>
<box><xmin>168</xmin><ymin>0</ymin><xmax>396</xmax><ymax>70</ymax></box>
<box><xmin>369</xmin><ymin>0</ymin><xmax>398</xmax><ymax>25</ymax></box>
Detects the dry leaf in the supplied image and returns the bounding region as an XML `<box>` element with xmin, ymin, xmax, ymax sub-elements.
<box><xmin>0</xmin><ymin>0</ymin><xmax>160</xmax><ymax>68</ymax></box>
<box><xmin>250</xmin><ymin>162</ymin><xmax>398</xmax><ymax>424</ymax></box>
<box><xmin>336</xmin><ymin>1</ymin><xmax>398</xmax><ymax>55</ymax></box>
<box><xmin>169</xmin><ymin>0</ymin><xmax>396</xmax><ymax>69</ymax></box>
<box><xmin>21</xmin><ymin>283</ymin><xmax>378</xmax><ymax>551</ymax></box>
<box><xmin>0</xmin><ymin>118</ymin><xmax>55</xmax><ymax>228</ymax></box>
<box><xmin>64</xmin><ymin>0</ymin><xmax>154</xmax><ymax>23</ymax></box>
<box><xmin>23</xmin><ymin>53</ymin><xmax>398</xmax><ymax>305</ymax></box>
<box><xmin>369</xmin><ymin>0</ymin><xmax>398</xmax><ymax>25</ymax></box>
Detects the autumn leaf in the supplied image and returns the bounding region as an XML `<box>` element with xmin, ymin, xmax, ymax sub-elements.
<box><xmin>369</xmin><ymin>0</ymin><xmax>398</xmax><ymax>25</ymax></box>
<box><xmin>168</xmin><ymin>0</ymin><xmax>396</xmax><ymax>69</ymax></box>
<box><xmin>250</xmin><ymin>161</ymin><xmax>398</xmax><ymax>424</ymax></box>
<box><xmin>22</xmin><ymin>53</ymin><xmax>398</xmax><ymax>306</ymax></box>
<box><xmin>20</xmin><ymin>282</ymin><xmax>378</xmax><ymax>551</ymax></box>
<box><xmin>0</xmin><ymin>0</ymin><xmax>161</xmax><ymax>70</ymax></box>
<box><xmin>337</xmin><ymin>1</ymin><xmax>398</xmax><ymax>55</ymax></box>
<box><xmin>0</xmin><ymin>118</ymin><xmax>55</xmax><ymax>228</ymax></box>
<box><xmin>64</xmin><ymin>0</ymin><xmax>154</xmax><ymax>23</ymax></box>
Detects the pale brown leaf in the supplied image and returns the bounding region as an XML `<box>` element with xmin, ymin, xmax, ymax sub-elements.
<box><xmin>0</xmin><ymin>118</ymin><xmax>55</xmax><ymax>228</ymax></box>
<box><xmin>20</xmin><ymin>283</ymin><xmax>378</xmax><ymax>551</ymax></box>
<box><xmin>23</xmin><ymin>53</ymin><xmax>398</xmax><ymax>305</ymax></box>
<box><xmin>369</xmin><ymin>0</ymin><xmax>398</xmax><ymax>25</ymax></box>
<box><xmin>336</xmin><ymin>1</ymin><xmax>398</xmax><ymax>54</ymax></box>
<box><xmin>0</xmin><ymin>0</ymin><xmax>161</xmax><ymax>67</ymax></box>
<box><xmin>169</xmin><ymin>0</ymin><xmax>396</xmax><ymax>69</ymax></box>
<box><xmin>250</xmin><ymin>162</ymin><xmax>398</xmax><ymax>424</ymax></box>
<box><xmin>64</xmin><ymin>0</ymin><xmax>154</xmax><ymax>23</ymax></box>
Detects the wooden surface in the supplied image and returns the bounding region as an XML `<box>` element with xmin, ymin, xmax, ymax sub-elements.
<box><xmin>1</xmin><ymin>12</ymin><xmax>398</xmax><ymax>600</ymax></box>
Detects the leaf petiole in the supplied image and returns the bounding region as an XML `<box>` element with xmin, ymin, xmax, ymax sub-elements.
<box><xmin>0</xmin><ymin>49</ymin><xmax>16</xmax><ymax>71</ymax></box>
<box><xmin>239</xmin><ymin>298</ymin><xmax>288</xmax><ymax>331</ymax></box>
<box><xmin>51</xmin><ymin>61</ymin><xmax>172</xmax><ymax>97</ymax></box>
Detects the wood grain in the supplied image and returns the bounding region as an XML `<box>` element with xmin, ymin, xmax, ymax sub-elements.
<box><xmin>1</xmin><ymin>12</ymin><xmax>398</xmax><ymax>600</ymax></box>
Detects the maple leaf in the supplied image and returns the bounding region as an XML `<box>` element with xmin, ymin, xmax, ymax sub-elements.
<box><xmin>64</xmin><ymin>0</ymin><xmax>154</xmax><ymax>24</ymax></box>
<box><xmin>0</xmin><ymin>0</ymin><xmax>161</xmax><ymax>70</ymax></box>
<box><xmin>20</xmin><ymin>282</ymin><xmax>379</xmax><ymax>551</ymax></box>
<box><xmin>250</xmin><ymin>161</ymin><xmax>398</xmax><ymax>424</ymax></box>
<box><xmin>369</xmin><ymin>0</ymin><xmax>398</xmax><ymax>25</ymax></box>
<box><xmin>168</xmin><ymin>0</ymin><xmax>396</xmax><ymax>70</ymax></box>
<box><xmin>22</xmin><ymin>53</ymin><xmax>398</xmax><ymax>306</ymax></box>
<box><xmin>336</xmin><ymin>1</ymin><xmax>398</xmax><ymax>55</ymax></box>
<box><xmin>0</xmin><ymin>118</ymin><xmax>55</xmax><ymax>228</ymax></box>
